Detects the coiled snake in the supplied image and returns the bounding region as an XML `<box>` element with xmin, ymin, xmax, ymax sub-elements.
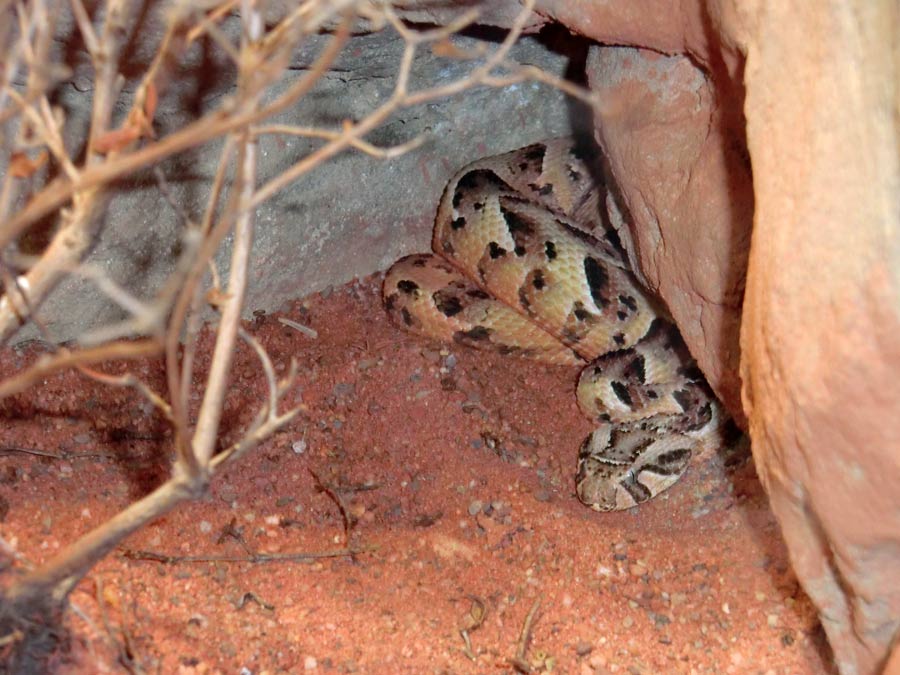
<box><xmin>382</xmin><ymin>138</ymin><xmax>720</xmax><ymax>511</ymax></box>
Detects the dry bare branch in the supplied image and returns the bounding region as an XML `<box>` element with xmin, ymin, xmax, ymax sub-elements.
<box><xmin>0</xmin><ymin>2</ymin><xmax>598</xmax><ymax>668</ymax></box>
<box><xmin>76</xmin><ymin>365</ymin><xmax>174</xmax><ymax>422</ymax></box>
<box><xmin>188</xmin><ymin>0</ymin><xmax>266</xmax><ymax>474</ymax></box>
<box><xmin>0</xmin><ymin>339</ymin><xmax>160</xmax><ymax>400</ymax></box>
<box><xmin>0</xmin><ymin>17</ymin><xmax>352</xmax><ymax>259</ymax></box>
<box><xmin>253</xmin><ymin>123</ymin><xmax>426</xmax><ymax>158</ymax></box>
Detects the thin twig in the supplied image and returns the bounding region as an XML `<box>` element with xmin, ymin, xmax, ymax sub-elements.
<box><xmin>234</xmin><ymin>592</ymin><xmax>274</xmax><ymax>611</ymax></box>
<box><xmin>0</xmin><ymin>446</ymin><xmax>65</xmax><ymax>459</ymax></box>
<box><xmin>0</xmin><ymin>340</ymin><xmax>160</xmax><ymax>400</ymax></box>
<box><xmin>459</xmin><ymin>595</ymin><xmax>486</xmax><ymax>660</ymax></box>
<box><xmin>238</xmin><ymin>328</ymin><xmax>279</xmax><ymax>422</ymax></box>
<box><xmin>185</xmin><ymin>0</ymin><xmax>239</xmax><ymax>44</ymax></box>
<box><xmin>247</xmin><ymin>0</ymin><xmax>540</xmax><ymax>208</ymax></box>
<box><xmin>0</xmin><ymin>446</ymin><xmax>118</xmax><ymax>460</ymax></box>
<box><xmin>0</xmin><ymin>19</ymin><xmax>352</xmax><ymax>260</ymax></box>
<box><xmin>277</xmin><ymin>317</ymin><xmax>318</xmax><ymax>339</ymax></box>
<box><xmin>68</xmin><ymin>0</ymin><xmax>100</xmax><ymax>57</ymax></box>
<box><xmin>253</xmin><ymin>124</ymin><xmax>426</xmax><ymax>159</ymax></box>
<box><xmin>309</xmin><ymin>469</ymin><xmax>355</xmax><ymax>541</ymax></box>
<box><xmin>0</xmin><ymin>629</ymin><xmax>23</xmax><ymax>648</ymax></box>
<box><xmin>510</xmin><ymin>596</ymin><xmax>542</xmax><ymax>674</ymax></box>
<box><xmin>76</xmin><ymin>365</ymin><xmax>173</xmax><ymax>422</ymax></box>
<box><xmin>188</xmin><ymin>0</ymin><xmax>264</xmax><ymax>473</ymax></box>
<box><xmin>119</xmin><ymin>546</ymin><xmax>373</xmax><ymax>564</ymax></box>
<box><xmin>152</xmin><ymin>166</ymin><xmax>196</xmax><ymax>227</ymax></box>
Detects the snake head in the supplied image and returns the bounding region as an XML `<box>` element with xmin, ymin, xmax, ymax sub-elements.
<box><xmin>575</xmin><ymin>428</ymin><xmax>693</xmax><ymax>511</ymax></box>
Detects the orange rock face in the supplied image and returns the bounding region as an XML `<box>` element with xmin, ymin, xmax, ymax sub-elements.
<box><xmin>736</xmin><ymin>2</ymin><xmax>900</xmax><ymax>673</ymax></box>
<box><xmin>585</xmin><ymin>45</ymin><xmax>752</xmax><ymax>429</ymax></box>
<box><xmin>532</xmin><ymin>1</ymin><xmax>900</xmax><ymax>672</ymax></box>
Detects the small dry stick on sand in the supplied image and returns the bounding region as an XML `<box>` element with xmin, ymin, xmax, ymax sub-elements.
<box><xmin>119</xmin><ymin>546</ymin><xmax>373</xmax><ymax>565</ymax></box>
<box><xmin>459</xmin><ymin>595</ymin><xmax>487</xmax><ymax>661</ymax></box>
<box><xmin>309</xmin><ymin>468</ymin><xmax>358</xmax><ymax>542</ymax></box>
<box><xmin>510</xmin><ymin>596</ymin><xmax>543</xmax><ymax>674</ymax></box>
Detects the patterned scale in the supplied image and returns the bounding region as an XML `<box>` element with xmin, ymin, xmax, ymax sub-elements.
<box><xmin>382</xmin><ymin>138</ymin><xmax>722</xmax><ymax>511</ymax></box>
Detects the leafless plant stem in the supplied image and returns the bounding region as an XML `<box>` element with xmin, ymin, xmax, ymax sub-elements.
<box><xmin>0</xmin><ymin>2</ymin><xmax>594</xmax><ymax>667</ymax></box>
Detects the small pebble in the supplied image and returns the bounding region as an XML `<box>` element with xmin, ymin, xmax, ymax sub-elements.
<box><xmin>622</xmin><ymin>616</ymin><xmax>634</xmax><ymax>628</ymax></box>
<box><xmin>533</xmin><ymin>489</ymin><xmax>552</xmax><ymax>503</ymax></box>
<box><xmin>467</xmin><ymin>500</ymin><xmax>483</xmax><ymax>516</ymax></box>
<box><xmin>292</xmin><ymin>439</ymin><xmax>307</xmax><ymax>454</ymax></box>
<box><xmin>575</xmin><ymin>640</ymin><xmax>592</xmax><ymax>656</ymax></box>
<box><xmin>595</xmin><ymin>565</ymin><xmax>613</xmax><ymax>578</ymax></box>
<box><xmin>590</xmin><ymin>654</ymin><xmax>608</xmax><ymax>667</ymax></box>
<box><xmin>333</xmin><ymin>382</ymin><xmax>355</xmax><ymax>396</ymax></box>
<box><xmin>653</xmin><ymin>613</ymin><xmax>671</xmax><ymax>627</ymax></box>
<box><xmin>629</xmin><ymin>563</ymin><xmax>648</xmax><ymax>577</ymax></box>
<box><xmin>304</xmin><ymin>655</ymin><xmax>318</xmax><ymax>670</ymax></box>
<box><xmin>199</xmin><ymin>520</ymin><xmax>212</xmax><ymax>533</ymax></box>
<box><xmin>491</xmin><ymin>501</ymin><xmax>510</xmax><ymax>517</ymax></box>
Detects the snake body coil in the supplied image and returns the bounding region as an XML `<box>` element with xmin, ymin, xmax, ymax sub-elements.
<box><xmin>383</xmin><ymin>138</ymin><xmax>719</xmax><ymax>511</ymax></box>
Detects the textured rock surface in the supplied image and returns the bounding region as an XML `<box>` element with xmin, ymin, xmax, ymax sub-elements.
<box><xmin>9</xmin><ymin>2</ymin><xmax>900</xmax><ymax>672</ymax></box>
<box><xmin>516</xmin><ymin>3</ymin><xmax>900</xmax><ymax>671</ymax></box>
<box><xmin>585</xmin><ymin>45</ymin><xmax>751</xmax><ymax>427</ymax></box>
<box><xmin>736</xmin><ymin>2</ymin><xmax>900</xmax><ymax>673</ymax></box>
<box><xmin>14</xmin><ymin>17</ymin><xmax>582</xmax><ymax>343</ymax></box>
<box><xmin>448</xmin><ymin>0</ymin><xmax>754</xmax><ymax>423</ymax></box>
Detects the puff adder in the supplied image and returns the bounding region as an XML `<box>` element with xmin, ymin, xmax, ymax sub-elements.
<box><xmin>383</xmin><ymin>138</ymin><xmax>720</xmax><ymax>511</ymax></box>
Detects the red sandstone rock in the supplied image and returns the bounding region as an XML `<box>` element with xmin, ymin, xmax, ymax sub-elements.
<box><xmin>736</xmin><ymin>2</ymin><xmax>900</xmax><ymax>673</ymax></box>
<box><xmin>431</xmin><ymin>2</ymin><xmax>900</xmax><ymax>672</ymax></box>
<box><xmin>585</xmin><ymin>45</ymin><xmax>751</xmax><ymax>428</ymax></box>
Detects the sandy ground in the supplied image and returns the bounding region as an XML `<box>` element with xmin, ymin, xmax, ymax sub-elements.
<box><xmin>0</xmin><ymin>274</ymin><xmax>834</xmax><ymax>674</ymax></box>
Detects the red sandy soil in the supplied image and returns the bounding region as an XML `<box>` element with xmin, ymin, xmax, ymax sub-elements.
<box><xmin>0</xmin><ymin>274</ymin><xmax>833</xmax><ymax>674</ymax></box>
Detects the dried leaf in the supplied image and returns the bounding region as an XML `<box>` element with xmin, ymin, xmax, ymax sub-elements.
<box><xmin>9</xmin><ymin>150</ymin><xmax>48</xmax><ymax>178</ymax></box>
<box><xmin>143</xmin><ymin>81</ymin><xmax>158</xmax><ymax>125</ymax></box>
<box><xmin>432</xmin><ymin>38</ymin><xmax>482</xmax><ymax>60</ymax></box>
<box><xmin>205</xmin><ymin>288</ymin><xmax>231</xmax><ymax>308</ymax></box>
<box><xmin>92</xmin><ymin>126</ymin><xmax>142</xmax><ymax>155</ymax></box>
